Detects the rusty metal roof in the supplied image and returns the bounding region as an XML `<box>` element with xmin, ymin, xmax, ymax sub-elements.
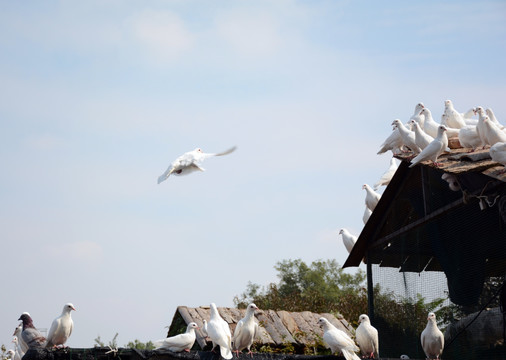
<box><xmin>167</xmin><ymin>306</ymin><xmax>354</xmax><ymax>350</ymax></box>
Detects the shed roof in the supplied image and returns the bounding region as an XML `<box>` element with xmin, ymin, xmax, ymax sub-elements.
<box><xmin>343</xmin><ymin>146</ymin><xmax>506</xmax><ymax>306</ymax></box>
<box><xmin>167</xmin><ymin>306</ymin><xmax>354</xmax><ymax>350</ymax></box>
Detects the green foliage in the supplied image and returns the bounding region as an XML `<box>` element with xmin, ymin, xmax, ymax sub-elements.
<box><xmin>234</xmin><ymin>259</ymin><xmax>367</xmax><ymax>324</ymax></box>
<box><xmin>1</xmin><ymin>345</ymin><xmax>8</xmax><ymax>360</ymax></box>
<box><xmin>94</xmin><ymin>333</ymin><xmax>118</xmax><ymax>348</ymax></box>
<box><xmin>124</xmin><ymin>339</ymin><xmax>155</xmax><ymax>350</ymax></box>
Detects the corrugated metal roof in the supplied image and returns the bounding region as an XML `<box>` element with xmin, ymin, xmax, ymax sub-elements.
<box><xmin>168</xmin><ymin>306</ymin><xmax>354</xmax><ymax>350</ymax></box>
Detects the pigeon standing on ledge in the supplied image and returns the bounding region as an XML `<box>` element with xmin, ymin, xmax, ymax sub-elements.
<box><xmin>18</xmin><ymin>313</ymin><xmax>46</xmax><ymax>350</ymax></box>
<box><xmin>154</xmin><ymin>322</ymin><xmax>199</xmax><ymax>352</ymax></box>
<box><xmin>46</xmin><ymin>303</ymin><xmax>76</xmax><ymax>348</ymax></box>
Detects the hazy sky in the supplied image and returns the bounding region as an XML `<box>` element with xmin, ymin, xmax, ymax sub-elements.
<box><xmin>1</xmin><ymin>0</ymin><xmax>505</xmax><ymax>349</ymax></box>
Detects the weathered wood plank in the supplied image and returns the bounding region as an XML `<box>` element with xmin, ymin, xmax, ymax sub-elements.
<box><xmin>277</xmin><ymin>310</ymin><xmax>300</xmax><ymax>335</ymax></box>
<box><xmin>289</xmin><ymin>312</ymin><xmax>315</xmax><ymax>344</ymax></box>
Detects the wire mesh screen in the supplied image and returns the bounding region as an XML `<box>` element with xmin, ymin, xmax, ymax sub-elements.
<box><xmin>364</xmin><ymin>164</ymin><xmax>506</xmax><ymax>359</ymax></box>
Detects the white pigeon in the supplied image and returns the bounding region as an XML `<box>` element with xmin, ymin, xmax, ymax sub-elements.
<box><xmin>202</xmin><ymin>320</ymin><xmax>209</xmax><ymax>337</ymax></box>
<box><xmin>391</xmin><ymin>119</ymin><xmax>421</xmax><ymax>154</ymax></box>
<box><xmin>440</xmin><ymin>114</ymin><xmax>460</xmax><ymax>138</ymax></box>
<box><xmin>458</xmin><ymin>125</ymin><xmax>481</xmax><ymax>151</ymax></box>
<box><xmin>420</xmin><ymin>312</ymin><xmax>444</xmax><ymax>360</ymax></box>
<box><xmin>232</xmin><ymin>303</ymin><xmax>259</xmax><ymax>356</ymax></box>
<box><xmin>486</xmin><ymin>108</ymin><xmax>502</xmax><ymax>128</ymax></box>
<box><xmin>363</xmin><ymin>184</ymin><xmax>381</xmax><ymax>212</ymax></box>
<box><xmin>377</xmin><ymin>125</ymin><xmax>404</xmax><ymax>155</ymax></box>
<box><xmin>410</xmin><ymin>120</ymin><xmax>434</xmax><ymax>151</ymax></box>
<box><xmin>363</xmin><ymin>206</ymin><xmax>372</xmax><ymax>225</ymax></box>
<box><xmin>207</xmin><ymin>303</ymin><xmax>233</xmax><ymax>360</ymax></box>
<box><xmin>154</xmin><ymin>322</ymin><xmax>199</xmax><ymax>352</ymax></box>
<box><xmin>355</xmin><ymin>314</ymin><xmax>379</xmax><ymax>359</ymax></box>
<box><xmin>484</xmin><ymin>116</ymin><xmax>506</xmax><ymax>146</ymax></box>
<box><xmin>441</xmin><ymin>173</ymin><xmax>460</xmax><ymax>191</ymax></box>
<box><xmin>373</xmin><ymin>157</ymin><xmax>398</xmax><ymax>190</ymax></box>
<box><xmin>443</xmin><ymin>100</ymin><xmax>467</xmax><ymax>129</ymax></box>
<box><xmin>46</xmin><ymin>303</ymin><xmax>76</xmax><ymax>348</ymax></box>
<box><xmin>420</xmin><ymin>108</ymin><xmax>439</xmax><ymax>138</ymax></box>
<box><xmin>157</xmin><ymin>146</ymin><xmax>237</xmax><ymax>184</ymax></box>
<box><xmin>409</xmin><ymin>102</ymin><xmax>425</xmax><ymax>129</ymax></box>
<box><xmin>489</xmin><ymin>142</ymin><xmax>506</xmax><ymax>174</ymax></box>
<box><xmin>475</xmin><ymin>106</ymin><xmax>488</xmax><ymax>148</ymax></box>
<box><xmin>13</xmin><ymin>324</ymin><xmax>28</xmax><ymax>354</ymax></box>
<box><xmin>410</xmin><ymin>125</ymin><xmax>448</xmax><ymax>168</ymax></box>
<box><xmin>11</xmin><ymin>338</ymin><xmax>23</xmax><ymax>360</ymax></box>
<box><xmin>339</xmin><ymin>228</ymin><xmax>357</xmax><ymax>254</ymax></box>
<box><xmin>318</xmin><ymin>317</ymin><xmax>360</xmax><ymax>360</ymax></box>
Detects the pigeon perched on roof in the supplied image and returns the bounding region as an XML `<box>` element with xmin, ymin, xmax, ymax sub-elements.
<box><xmin>355</xmin><ymin>314</ymin><xmax>379</xmax><ymax>359</ymax></box>
<box><xmin>157</xmin><ymin>146</ymin><xmax>237</xmax><ymax>184</ymax></box>
<box><xmin>318</xmin><ymin>317</ymin><xmax>360</xmax><ymax>360</ymax></box>
<box><xmin>489</xmin><ymin>142</ymin><xmax>506</xmax><ymax>174</ymax></box>
<box><xmin>339</xmin><ymin>228</ymin><xmax>357</xmax><ymax>254</ymax></box>
<box><xmin>232</xmin><ymin>303</ymin><xmax>259</xmax><ymax>356</ymax></box>
<box><xmin>410</xmin><ymin>102</ymin><xmax>425</xmax><ymax>129</ymax></box>
<box><xmin>410</xmin><ymin>120</ymin><xmax>434</xmax><ymax>151</ymax></box>
<box><xmin>362</xmin><ymin>184</ymin><xmax>381</xmax><ymax>212</ymax></box>
<box><xmin>458</xmin><ymin>125</ymin><xmax>481</xmax><ymax>151</ymax></box>
<box><xmin>486</xmin><ymin>108</ymin><xmax>502</xmax><ymax>128</ymax></box>
<box><xmin>18</xmin><ymin>313</ymin><xmax>46</xmax><ymax>349</ymax></box>
<box><xmin>475</xmin><ymin>107</ymin><xmax>488</xmax><ymax>149</ymax></box>
<box><xmin>483</xmin><ymin>116</ymin><xmax>506</xmax><ymax>146</ymax></box>
<box><xmin>154</xmin><ymin>322</ymin><xmax>199</xmax><ymax>352</ymax></box>
<box><xmin>46</xmin><ymin>303</ymin><xmax>76</xmax><ymax>348</ymax></box>
<box><xmin>377</xmin><ymin>125</ymin><xmax>404</xmax><ymax>155</ymax></box>
<box><xmin>420</xmin><ymin>108</ymin><xmax>439</xmax><ymax>138</ymax></box>
<box><xmin>373</xmin><ymin>157</ymin><xmax>398</xmax><ymax>190</ymax></box>
<box><xmin>409</xmin><ymin>125</ymin><xmax>448</xmax><ymax>168</ymax></box>
<box><xmin>207</xmin><ymin>303</ymin><xmax>233</xmax><ymax>359</ymax></box>
<box><xmin>391</xmin><ymin>119</ymin><xmax>421</xmax><ymax>154</ymax></box>
<box><xmin>13</xmin><ymin>324</ymin><xmax>28</xmax><ymax>353</ymax></box>
<box><xmin>443</xmin><ymin>100</ymin><xmax>467</xmax><ymax>129</ymax></box>
<box><xmin>363</xmin><ymin>206</ymin><xmax>372</xmax><ymax>225</ymax></box>
<box><xmin>420</xmin><ymin>312</ymin><xmax>444</xmax><ymax>360</ymax></box>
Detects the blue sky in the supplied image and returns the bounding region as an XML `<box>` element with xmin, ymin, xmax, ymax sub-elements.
<box><xmin>1</xmin><ymin>0</ymin><xmax>505</xmax><ymax>349</ymax></box>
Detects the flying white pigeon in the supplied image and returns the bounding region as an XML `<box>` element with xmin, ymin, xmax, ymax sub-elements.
<box><xmin>420</xmin><ymin>108</ymin><xmax>439</xmax><ymax>138</ymax></box>
<box><xmin>232</xmin><ymin>303</ymin><xmax>259</xmax><ymax>356</ymax></box>
<box><xmin>355</xmin><ymin>314</ymin><xmax>379</xmax><ymax>359</ymax></box>
<box><xmin>443</xmin><ymin>100</ymin><xmax>467</xmax><ymax>129</ymax></box>
<box><xmin>318</xmin><ymin>317</ymin><xmax>360</xmax><ymax>360</ymax></box>
<box><xmin>373</xmin><ymin>157</ymin><xmax>398</xmax><ymax>190</ymax></box>
<box><xmin>377</xmin><ymin>125</ymin><xmax>405</xmax><ymax>155</ymax></box>
<box><xmin>363</xmin><ymin>184</ymin><xmax>381</xmax><ymax>212</ymax></box>
<box><xmin>458</xmin><ymin>125</ymin><xmax>481</xmax><ymax>151</ymax></box>
<box><xmin>484</xmin><ymin>116</ymin><xmax>506</xmax><ymax>146</ymax></box>
<box><xmin>13</xmin><ymin>324</ymin><xmax>28</xmax><ymax>354</ymax></box>
<box><xmin>420</xmin><ymin>312</ymin><xmax>444</xmax><ymax>360</ymax></box>
<box><xmin>489</xmin><ymin>142</ymin><xmax>506</xmax><ymax>174</ymax></box>
<box><xmin>154</xmin><ymin>322</ymin><xmax>199</xmax><ymax>352</ymax></box>
<box><xmin>46</xmin><ymin>303</ymin><xmax>76</xmax><ymax>348</ymax></box>
<box><xmin>391</xmin><ymin>119</ymin><xmax>421</xmax><ymax>154</ymax></box>
<box><xmin>339</xmin><ymin>228</ymin><xmax>357</xmax><ymax>254</ymax></box>
<box><xmin>157</xmin><ymin>146</ymin><xmax>237</xmax><ymax>184</ymax></box>
<box><xmin>207</xmin><ymin>303</ymin><xmax>233</xmax><ymax>360</ymax></box>
<box><xmin>409</xmin><ymin>102</ymin><xmax>425</xmax><ymax>129</ymax></box>
<box><xmin>409</xmin><ymin>125</ymin><xmax>448</xmax><ymax>168</ymax></box>
<box><xmin>18</xmin><ymin>313</ymin><xmax>46</xmax><ymax>350</ymax></box>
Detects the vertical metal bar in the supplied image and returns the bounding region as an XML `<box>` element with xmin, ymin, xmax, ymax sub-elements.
<box><xmin>367</xmin><ymin>253</ymin><xmax>374</xmax><ymax>322</ymax></box>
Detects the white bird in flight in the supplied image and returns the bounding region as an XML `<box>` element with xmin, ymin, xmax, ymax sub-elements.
<box><xmin>158</xmin><ymin>146</ymin><xmax>237</xmax><ymax>184</ymax></box>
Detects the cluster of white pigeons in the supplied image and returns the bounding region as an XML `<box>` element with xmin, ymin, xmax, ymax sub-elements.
<box><xmin>8</xmin><ymin>304</ymin><xmax>76</xmax><ymax>360</ymax></box>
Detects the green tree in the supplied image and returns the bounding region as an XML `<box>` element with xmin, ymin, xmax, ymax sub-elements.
<box><xmin>94</xmin><ymin>333</ymin><xmax>118</xmax><ymax>348</ymax></box>
<box><xmin>124</xmin><ymin>340</ymin><xmax>155</xmax><ymax>350</ymax></box>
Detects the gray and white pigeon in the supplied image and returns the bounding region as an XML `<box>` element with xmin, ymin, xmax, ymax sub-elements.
<box><xmin>420</xmin><ymin>312</ymin><xmax>444</xmax><ymax>360</ymax></box>
<box><xmin>489</xmin><ymin>142</ymin><xmax>506</xmax><ymax>174</ymax></box>
<box><xmin>158</xmin><ymin>146</ymin><xmax>237</xmax><ymax>184</ymax></box>
<box><xmin>46</xmin><ymin>303</ymin><xmax>76</xmax><ymax>348</ymax></box>
<box><xmin>373</xmin><ymin>157</ymin><xmax>398</xmax><ymax>190</ymax></box>
<box><xmin>391</xmin><ymin>119</ymin><xmax>421</xmax><ymax>154</ymax></box>
<box><xmin>207</xmin><ymin>303</ymin><xmax>233</xmax><ymax>359</ymax></box>
<box><xmin>318</xmin><ymin>317</ymin><xmax>360</xmax><ymax>360</ymax></box>
<box><xmin>409</xmin><ymin>125</ymin><xmax>448</xmax><ymax>168</ymax></box>
<box><xmin>363</xmin><ymin>184</ymin><xmax>381</xmax><ymax>212</ymax></box>
<box><xmin>443</xmin><ymin>100</ymin><xmax>467</xmax><ymax>129</ymax></box>
<box><xmin>18</xmin><ymin>313</ymin><xmax>46</xmax><ymax>349</ymax></box>
<box><xmin>339</xmin><ymin>228</ymin><xmax>357</xmax><ymax>254</ymax></box>
<box><xmin>232</xmin><ymin>303</ymin><xmax>259</xmax><ymax>356</ymax></box>
<box><xmin>13</xmin><ymin>324</ymin><xmax>28</xmax><ymax>353</ymax></box>
<box><xmin>355</xmin><ymin>314</ymin><xmax>379</xmax><ymax>359</ymax></box>
<box><xmin>154</xmin><ymin>322</ymin><xmax>199</xmax><ymax>352</ymax></box>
